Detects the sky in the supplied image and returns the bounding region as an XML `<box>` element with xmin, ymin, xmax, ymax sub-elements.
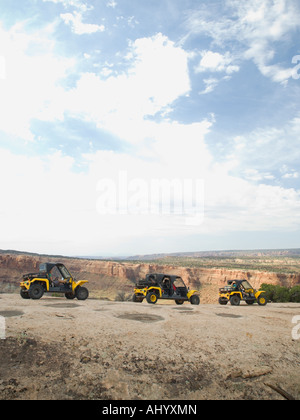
<box><xmin>0</xmin><ymin>0</ymin><xmax>300</xmax><ymax>257</ymax></box>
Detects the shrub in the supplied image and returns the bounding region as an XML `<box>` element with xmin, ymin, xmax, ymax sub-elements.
<box><xmin>273</xmin><ymin>285</ymin><xmax>290</xmax><ymax>303</ymax></box>
<box><xmin>260</xmin><ymin>283</ymin><xmax>276</xmax><ymax>301</ymax></box>
<box><xmin>260</xmin><ymin>283</ymin><xmax>300</xmax><ymax>303</ymax></box>
<box><xmin>114</xmin><ymin>291</ymin><xmax>133</xmax><ymax>302</ymax></box>
<box><xmin>290</xmin><ymin>285</ymin><xmax>300</xmax><ymax>303</ymax></box>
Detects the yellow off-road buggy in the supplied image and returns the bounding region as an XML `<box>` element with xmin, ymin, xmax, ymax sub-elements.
<box><xmin>133</xmin><ymin>273</ymin><xmax>200</xmax><ymax>305</ymax></box>
<box><xmin>20</xmin><ymin>263</ymin><xmax>89</xmax><ymax>300</ymax></box>
<box><xmin>219</xmin><ymin>279</ymin><xmax>267</xmax><ymax>306</ymax></box>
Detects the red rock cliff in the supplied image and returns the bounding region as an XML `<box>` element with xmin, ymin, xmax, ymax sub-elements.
<box><xmin>1</xmin><ymin>253</ymin><xmax>300</xmax><ymax>290</ymax></box>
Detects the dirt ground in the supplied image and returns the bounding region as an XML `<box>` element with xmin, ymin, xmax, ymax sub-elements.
<box><xmin>0</xmin><ymin>293</ymin><xmax>299</xmax><ymax>400</ymax></box>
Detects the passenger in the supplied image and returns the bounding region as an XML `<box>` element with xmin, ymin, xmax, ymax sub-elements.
<box><xmin>232</xmin><ymin>281</ymin><xmax>238</xmax><ymax>290</ymax></box>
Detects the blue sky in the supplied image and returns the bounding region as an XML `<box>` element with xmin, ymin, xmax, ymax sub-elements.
<box><xmin>0</xmin><ymin>0</ymin><xmax>300</xmax><ymax>256</ymax></box>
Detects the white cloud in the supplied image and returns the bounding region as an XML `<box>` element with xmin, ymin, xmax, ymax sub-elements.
<box><xmin>203</xmin><ymin>163</ymin><xmax>300</xmax><ymax>234</ymax></box>
<box><xmin>129</xmin><ymin>33</ymin><xmax>190</xmax><ymax>109</ymax></box>
<box><xmin>199</xmin><ymin>78</ymin><xmax>219</xmax><ymax>95</ymax></box>
<box><xmin>281</xmin><ymin>165</ymin><xmax>299</xmax><ymax>179</ymax></box>
<box><xmin>0</xmin><ymin>22</ymin><xmax>75</xmax><ymax>140</ymax></box>
<box><xmin>43</xmin><ymin>0</ymin><xmax>90</xmax><ymax>11</ymax></box>
<box><xmin>60</xmin><ymin>11</ymin><xmax>105</xmax><ymax>34</ymax></box>
<box><xmin>43</xmin><ymin>0</ymin><xmax>105</xmax><ymax>35</ymax></box>
<box><xmin>186</xmin><ymin>0</ymin><xmax>300</xmax><ymax>84</ymax></box>
<box><xmin>1</xmin><ymin>129</ymin><xmax>300</xmax><ymax>255</ymax></box>
<box><xmin>56</xmin><ymin>33</ymin><xmax>191</xmax><ymax>143</ymax></box>
<box><xmin>107</xmin><ymin>0</ymin><xmax>117</xmax><ymax>8</ymax></box>
<box><xmin>283</xmin><ymin>172</ymin><xmax>299</xmax><ymax>179</ymax></box>
<box><xmin>243</xmin><ymin>169</ymin><xmax>275</xmax><ymax>181</ymax></box>
<box><xmin>0</xmin><ymin>148</ymin><xmax>98</xmax><ymax>254</ymax></box>
<box><xmin>0</xmin><ymin>55</ymin><xmax>6</xmax><ymax>79</ymax></box>
<box><xmin>226</xmin><ymin>114</ymin><xmax>300</xmax><ymax>187</ymax></box>
<box><xmin>243</xmin><ymin>39</ymin><xmax>296</xmax><ymax>85</ymax></box>
<box><xmin>0</xmin><ymin>28</ymin><xmax>191</xmax><ymax>145</ymax></box>
<box><xmin>0</xmin><ymin>9</ymin><xmax>299</xmax><ymax>254</ymax></box>
<box><xmin>195</xmin><ymin>51</ymin><xmax>239</xmax><ymax>74</ymax></box>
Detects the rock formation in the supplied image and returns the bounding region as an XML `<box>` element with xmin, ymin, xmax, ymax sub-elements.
<box><xmin>0</xmin><ymin>252</ymin><xmax>299</xmax><ymax>302</ymax></box>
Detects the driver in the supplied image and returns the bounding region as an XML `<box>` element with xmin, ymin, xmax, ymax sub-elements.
<box><xmin>50</xmin><ymin>267</ymin><xmax>66</xmax><ymax>286</ymax></box>
<box><xmin>162</xmin><ymin>277</ymin><xmax>172</xmax><ymax>295</ymax></box>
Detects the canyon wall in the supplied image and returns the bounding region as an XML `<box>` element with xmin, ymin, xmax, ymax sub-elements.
<box><xmin>1</xmin><ymin>253</ymin><xmax>300</xmax><ymax>296</ymax></box>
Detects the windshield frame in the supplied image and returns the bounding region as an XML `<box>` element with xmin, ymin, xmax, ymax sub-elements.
<box><xmin>241</xmin><ymin>280</ymin><xmax>253</xmax><ymax>290</ymax></box>
<box><xmin>58</xmin><ymin>264</ymin><xmax>72</xmax><ymax>279</ymax></box>
<box><xmin>173</xmin><ymin>277</ymin><xmax>187</xmax><ymax>288</ymax></box>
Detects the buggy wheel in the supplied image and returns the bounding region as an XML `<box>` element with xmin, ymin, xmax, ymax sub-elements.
<box><xmin>146</xmin><ymin>292</ymin><xmax>158</xmax><ymax>304</ymax></box>
<box><xmin>230</xmin><ymin>295</ymin><xmax>240</xmax><ymax>306</ymax></box>
<box><xmin>190</xmin><ymin>295</ymin><xmax>200</xmax><ymax>305</ymax></box>
<box><xmin>65</xmin><ymin>292</ymin><xmax>75</xmax><ymax>300</ymax></box>
<box><xmin>245</xmin><ymin>300</ymin><xmax>255</xmax><ymax>305</ymax></box>
<box><xmin>257</xmin><ymin>294</ymin><xmax>267</xmax><ymax>306</ymax></box>
<box><xmin>20</xmin><ymin>289</ymin><xmax>30</xmax><ymax>299</ymax></box>
<box><xmin>175</xmin><ymin>299</ymin><xmax>184</xmax><ymax>305</ymax></box>
<box><xmin>133</xmin><ymin>294</ymin><xmax>143</xmax><ymax>303</ymax></box>
<box><xmin>219</xmin><ymin>298</ymin><xmax>228</xmax><ymax>305</ymax></box>
<box><xmin>29</xmin><ymin>283</ymin><xmax>44</xmax><ymax>300</ymax></box>
<box><xmin>75</xmin><ymin>286</ymin><xmax>89</xmax><ymax>301</ymax></box>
